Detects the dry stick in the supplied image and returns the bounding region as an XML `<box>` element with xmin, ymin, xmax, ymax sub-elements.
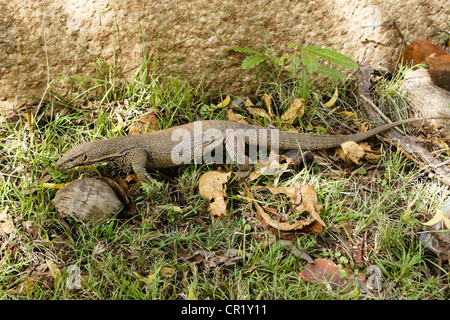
<box><xmin>357</xmin><ymin>65</ymin><xmax>450</xmax><ymax>186</ymax></box>
<box><xmin>359</xmin><ymin>95</ymin><xmax>404</xmax><ymax>135</ymax></box>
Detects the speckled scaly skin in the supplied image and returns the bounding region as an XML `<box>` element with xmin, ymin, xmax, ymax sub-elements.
<box><xmin>54</xmin><ymin>118</ymin><xmax>434</xmax><ymax>183</ymax></box>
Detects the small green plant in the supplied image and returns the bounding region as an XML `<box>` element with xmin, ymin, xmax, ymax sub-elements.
<box><xmin>230</xmin><ymin>44</ymin><xmax>357</xmax><ymax>98</ymax></box>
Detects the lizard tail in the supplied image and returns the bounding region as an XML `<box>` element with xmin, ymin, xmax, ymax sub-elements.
<box><xmin>279</xmin><ymin>117</ymin><xmax>434</xmax><ymax>151</ymax></box>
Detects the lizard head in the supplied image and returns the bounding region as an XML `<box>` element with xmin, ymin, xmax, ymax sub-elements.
<box><xmin>54</xmin><ymin>142</ymin><xmax>99</xmax><ymax>170</ymax></box>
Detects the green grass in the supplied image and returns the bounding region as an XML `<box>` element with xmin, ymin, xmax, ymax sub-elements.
<box><xmin>0</xmin><ymin>49</ymin><xmax>449</xmax><ymax>300</ymax></box>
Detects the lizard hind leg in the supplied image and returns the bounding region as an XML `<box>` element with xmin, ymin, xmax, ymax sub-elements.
<box><xmin>130</xmin><ymin>148</ymin><xmax>154</xmax><ymax>184</ymax></box>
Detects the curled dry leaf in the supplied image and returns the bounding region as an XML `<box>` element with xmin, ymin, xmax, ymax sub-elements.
<box><xmin>281</xmin><ymin>98</ymin><xmax>305</xmax><ymax>123</ymax></box>
<box><xmin>267</xmin><ymin>183</ymin><xmax>326</xmax><ymax>228</ymax></box>
<box><xmin>226</xmin><ymin>109</ymin><xmax>248</xmax><ymax>123</ymax></box>
<box><xmin>293</xmin><ymin>184</ymin><xmax>326</xmax><ymax>228</ymax></box>
<box><xmin>261</xmin><ymin>93</ymin><xmax>273</xmax><ymax>117</ymax></box>
<box><xmin>335</xmin><ymin>141</ymin><xmax>373</xmax><ymax>165</ymax></box>
<box><xmin>247</xmin><ymin>106</ymin><xmax>272</xmax><ymax>121</ymax></box>
<box><xmin>199</xmin><ymin>171</ymin><xmax>231</xmax><ymax>219</ymax></box>
<box><xmin>245</xmin><ymin>184</ymin><xmax>325</xmax><ymax>240</ymax></box>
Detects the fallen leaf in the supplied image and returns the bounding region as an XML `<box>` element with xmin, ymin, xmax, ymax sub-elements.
<box><xmin>216</xmin><ymin>95</ymin><xmax>231</xmax><ymax>108</ymax></box>
<box><xmin>244</xmin><ymin>184</ymin><xmax>325</xmax><ymax>239</ymax></box>
<box><xmin>323</xmin><ymin>87</ymin><xmax>338</xmax><ymax>108</ymax></box>
<box><xmin>247</xmin><ymin>106</ymin><xmax>272</xmax><ymax>120</ymax></box>
<box><xmin>281</xmin><ymin>98</ymin><xmax>305</xmax><ymax>123</ymax></box>
<box><xmin>133</xmin><ymin>265</ymin><xmax>162</xmax><ymax>285</ymax></box>
<box><xmin>112</xmin><ymin>112</ymin><xmax>124</xmax><ymax>132</ymax></box>
<box><xmin>261</xmin><ymin>93</ymin><xmax>273</xmax><ymax>117</ymax></box>
<box><xmin>226</xmin><ymin>109</ymin><xmax>248</xmax><ymax>123</ymax></box>
<box><xmin>39</xmin><ymin>182</ymin><xmax>70</xmax><ymax>189</ymax></box>
<box><xmin>427</xmin><ymin>137</ymin><xmax>450</xmax><ymax>156</ymax></box>
<box><xmin>161</xmin><ymin>267</ymin><xmax>176</xmax><ymax>278</ymax></box>
<box><xmin>335</xmin><ymin>141</ymin><xmax>372</xmax><ymax>165</ymax></box>
<box><xmin>198</xmin><ymin>171</ymin><xmax>231</xmax><ymax>219</ymax></box>
<box><xmin>338</xmin><ymin>111</ymin><xmax>357</xmax><ymax>119</ymax></box>
<box><xmin>293</xmin><ymin>184</ymin><xmax>326</xmax><ymax>228</ymax></box>
<box><xmin>187</xmin><ymin>283</ymin><xmax>196</xmax><ymax>300</ymax></box>
<box><xmin>422</xmin><ymin>208</ymin><xmax>450</xmax><ymax>230</ymax></box>
<box><xmin>266</xmin><ymin>183</ymin><xmax>326</xmax><ymax>228</ymax></box>
<box><xmin>46</xmin><ymin>259</ymin><xmax>61</xmax><ymax>288</ymax></box>
<box><xmin>244</xmin><ymin>97</ymin><xmax>254</xmax><ymax>107</ymax></box>
<box><xmin>299</xmin><ymin>258</ymin><xmax>349</xmax><ymax>288</ymax></box>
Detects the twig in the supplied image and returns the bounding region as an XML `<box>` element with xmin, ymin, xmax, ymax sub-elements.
<box><xmin>390</xmin><ymin>20</ymin><xmax>405</xmax><ymax>43</ymax></box>
<box><xmin>359</xmin><ymin>95</ymin><xmax>403</xmax><ymax>135</ymax></box>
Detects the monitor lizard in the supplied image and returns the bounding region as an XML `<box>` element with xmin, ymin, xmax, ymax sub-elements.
<box><xmin>54</xmin><ymin>118</ymin><xmax>447</xmax><ymax>183</ymax></box>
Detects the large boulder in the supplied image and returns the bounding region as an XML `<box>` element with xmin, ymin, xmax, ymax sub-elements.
<box><xmin>1</xmin><ymin>0</ymin><xmax>448</xmax><ymax>112</ymax></box>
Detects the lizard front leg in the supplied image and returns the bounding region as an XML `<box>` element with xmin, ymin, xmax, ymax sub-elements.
<box><xmin>130</xmin><ymin>148</ymin><xmax>154</xmax><ymax>184</ymax></box>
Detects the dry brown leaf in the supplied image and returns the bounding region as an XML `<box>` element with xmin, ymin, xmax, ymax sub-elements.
<box><xmin>244</xmin><ymin>97</ymin><xmax>254</xmax><ymax>107</ymax></box>
<box><xmin>268</xmin><ymin>184</ymin><xmax>326</xmax><ymax>228</ymax></box>
<box><xmin>199</xmin><ymin>171</ymin><xmax>231</xmax><ymax>219</ymax></box>
<box><xmin>294</xmin><ymin>184</ymin><xmax>326</xmax><ymax>228</ymax></box>
<box><xmin>281</xmin><ymin>98</ymin><xmax>305</xmax><ymax>123</ymax></box>
<box><xmin>335</xmin><ymin>141</ymin><xmax>373</xmax><ymax>165</ymax></box>
<box><xmin>247</xmin><ymin>106</ymin><xmax>272</xmax><ymax>120</ymax></box>
<box><xmin>244</xmin><ymin>184</ymin><xmax>325</xmax><ymax>239</ymax></box>
<box><xmin>261</xmin><ymin>93</ymin><xmax>273</xmax><ymax>117</ymax></box>
<box><xmin>226</xmin><ymin>109</ymin><xmax>248</xmax><ymax>123</ymax></box>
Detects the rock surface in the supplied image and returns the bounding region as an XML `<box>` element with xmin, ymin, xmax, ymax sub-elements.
<box><xmin>1</xmin><ymin>0</ymin><xmax>448</xmax><ymax>110</ymax></box>
<box><xmin>398</xmin><ymin>68</ymin><xmax>450</xmax><ymax>138</ymax></box>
